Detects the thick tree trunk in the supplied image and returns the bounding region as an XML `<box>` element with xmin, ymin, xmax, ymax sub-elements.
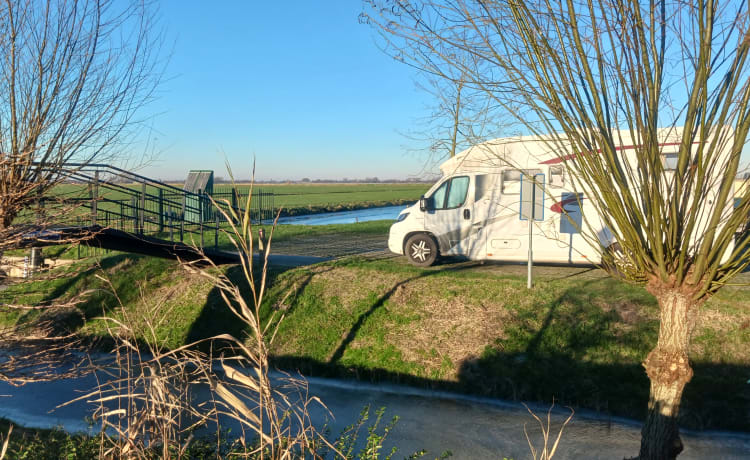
<box><xmin>0</xmin><ymin>198</ymin><xmax>18</xmax><ymax>230</ymax></box>
<box><xmin>639</xmin><ymin>288</ymin><xmax>697</xmax><ymax>460</ymax></box>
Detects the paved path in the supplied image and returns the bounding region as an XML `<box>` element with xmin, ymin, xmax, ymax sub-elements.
<box><xmin>0</xmin><ymin>366</ymin><xmax>748</xmax><ymax>459</ymax></box>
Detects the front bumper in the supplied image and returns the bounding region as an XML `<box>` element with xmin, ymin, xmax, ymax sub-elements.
<box><xmin>388</xmin><ymin>224</ymin><xmax>406</xmax><ymax>255</ymax></box>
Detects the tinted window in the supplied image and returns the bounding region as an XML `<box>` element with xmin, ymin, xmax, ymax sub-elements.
<box><xmin>446</xmin><ymin>176</ymin><xmax>469</xmax><ymax>208</ymax></box>
<box><xmin>663</xmin><ymin>153</ymin><xmax>678</xmax><ymax>170</ymax></box>
<box><xmin>431</xmin><ymin>181</ymin><xmax>448</xmax><ymax>209</ymax></box>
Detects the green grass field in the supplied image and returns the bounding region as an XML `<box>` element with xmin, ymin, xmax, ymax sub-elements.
<box><xmin>215</xmin><ymin>183</ymin><xmax>429</xmax><ymax>210</ymax></box>
<box><xmin>45</xmin><ymin>182</ymin><xmax>430</xmax><ymax>219</ymax></box>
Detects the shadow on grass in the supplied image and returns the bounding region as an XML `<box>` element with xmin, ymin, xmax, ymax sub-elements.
<box><xmin>270</xmin><ymin>354</ymin><xmax>750</xmax><ymax>433</ymax></box>
<box><xmin>261</xmin><ymin>272</ymin><xmax>749</xmax><ymax>433</ymax></box>
<box><xmin>7</xmin><ymin>253</ymin><xmax>157</xmax><ymax>333</ymax></box>
<box><xmin>183</xmin><ymin>261</ymin><xmax>337</xmax><ymax>347</ymax></box>
<box><xmin>329</xmin><ymin>261</ymin><xmax>479</xmax><ymax>364</ymax></box>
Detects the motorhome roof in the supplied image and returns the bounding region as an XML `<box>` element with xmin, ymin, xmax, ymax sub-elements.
<box><xmin>440</xmin><ymin>128</ymin><xmax>695</xmax><ymax>176</ymax></box>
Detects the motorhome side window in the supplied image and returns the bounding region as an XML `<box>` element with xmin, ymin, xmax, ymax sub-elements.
<box><xmin>549</xmin><ymin>166</ymin><xmax>564</xmax><ymax>187</ymax></box>
<box><xmin>429</xmin><ymin>176</ymin><xmax>469</xmax><ymax>209</ymax></box>
<box><xmin>502</xmin><ymin>169</ymin><xmax>522</xmax><ymax>194</ymax></box>
<box><xmin>475</xmin><ymin>174</ymin><xmax>501</xmax><ymax>201</ymax></box>
<box><xmin>663</xmin><ymin>152</ymin><xmax>678</xmax><ymax>171</ymax></box>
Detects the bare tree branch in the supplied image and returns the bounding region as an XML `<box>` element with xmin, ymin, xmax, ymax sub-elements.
<box><xmin>0</xmin><ymin>0</ymin><xmax>164</xmax><ymax>251</ymax></box>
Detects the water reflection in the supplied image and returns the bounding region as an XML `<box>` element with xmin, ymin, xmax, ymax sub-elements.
<box><xmin>273</xmin><ymin>205</ymin><xmax>405</xmax><ymax>226</ymax></box>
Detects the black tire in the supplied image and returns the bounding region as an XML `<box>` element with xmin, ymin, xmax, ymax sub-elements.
<box><xmin>405</xmin><ymin>233</ymin><xmax>438</xmax><ymax>267</ymax></box>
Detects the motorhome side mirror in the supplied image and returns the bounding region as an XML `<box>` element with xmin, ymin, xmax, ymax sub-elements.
<box><xmin>419</xmin><ymin>196</ymin><xmax>427</xmax><ymax>212</ymax></box>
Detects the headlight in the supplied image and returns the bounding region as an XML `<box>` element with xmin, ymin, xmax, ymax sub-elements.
<box><xmin>397</xmin><ymin>212</ymin><xmax>409</xmax><ymax>222</ymax></box>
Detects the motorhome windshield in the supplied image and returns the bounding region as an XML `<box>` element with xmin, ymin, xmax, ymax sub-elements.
<box><xmin>428</xmin><ymin>176</ymin><xmax>469</xmax><ymax>209</ymax></box>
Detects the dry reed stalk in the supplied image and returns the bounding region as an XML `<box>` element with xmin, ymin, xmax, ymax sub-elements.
<box><xmin>186</xmin><ymin>167</ymin><xmax>336</xmax><ymax>459</ymax></box>
<box><xmin>59</xmin><ymin>169</ymin><xmax>337</xmax><ymax>458</ymax></box>
<box><xmin>523</xmin><ymin>402</ymin><xmax>574</xmax><ymax>460</ymax></box>
<box><xmin>0</xmin><ymin>319</ymin><xmax>85</xmax><ymax>386</ymax></box>
<box><xmin>61</xmin><ymin>281</ymin><xmax>219</xmax><ymax>459</ymax></box>
<box><xmin>0</xmin><ymin>425</ymin><xmax>11</xmax><ymax>460</ymax></box>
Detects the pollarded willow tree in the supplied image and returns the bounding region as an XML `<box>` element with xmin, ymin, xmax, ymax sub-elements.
<box><xmin>363</xmin><ymin>1</ymin><xmax>750</xmax><ymax>459</ymax></box>
<box><xmin>0</xmin><ymin>0</ymin><xmax>163</xmax><ymax>251</ymax></box>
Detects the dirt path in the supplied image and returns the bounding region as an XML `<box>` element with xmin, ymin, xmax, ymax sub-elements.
<box><xmin>269</xmin><ymin>233</ymin><xmax>390</xmax><ymax>259</ymax></box>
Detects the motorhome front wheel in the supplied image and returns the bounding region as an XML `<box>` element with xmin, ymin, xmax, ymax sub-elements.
<box><xmin>405</xmin><ymin>234</ymin><xmax>438</xmax><ymax>267</ymax></box>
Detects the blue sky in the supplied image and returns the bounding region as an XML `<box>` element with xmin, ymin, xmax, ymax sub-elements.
<box><xmin>139</xmin><ymin>1</ymin><xmax>750</xmax><ymax>182</ymax></box>
<box><xmin>141</xmin><ymin>1</ymin><xmax>429</xmax><ymax>181</ymax></box>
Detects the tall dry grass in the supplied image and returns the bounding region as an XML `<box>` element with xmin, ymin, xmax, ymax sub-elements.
<box><xmin>523</xmin><ymin>402</ymin><xmax>574</xmax><ymax>460</ymax></box>
<box><xmin>60</xmin><ymin>175</ymin><xmax>335</xmax><ymax>459</ymax></box>
<box><xmin>0</xmin><ymin>425</ymin><xmax>10</xmax><ymax>460</ymax></box>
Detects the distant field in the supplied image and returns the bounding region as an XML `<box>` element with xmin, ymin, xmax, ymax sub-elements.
<box><xmin>46</xmin><ymin>182</ymin><xmax>431</xmax><ymax>217</ymax></box>
<box><xmin>215</xmin><ymin>183</ymin><xmax>429</xmax><ymax>211</ymax></box>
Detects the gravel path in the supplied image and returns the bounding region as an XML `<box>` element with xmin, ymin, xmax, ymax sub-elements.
<box><xmin>269</xmin><ymin>233</ymin><xmax>391</xmax><ymax>259</ymax></box>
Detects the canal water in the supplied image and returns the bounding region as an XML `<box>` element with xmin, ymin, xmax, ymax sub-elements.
<box><xmin>274</xmin><ymin>205</ymin><xmax>406</xmax><ymax>226</ymax></box>
<box><xmin>0</xmin><ymin>363</ymin><xmax>747</xmax><ymax>459</ymax></box>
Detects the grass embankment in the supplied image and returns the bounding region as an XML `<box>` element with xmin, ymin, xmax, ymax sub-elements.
<box><xmin>3</xmin><ymin>220</ymin><xmax>392</xmax><ymax>257</ymax></box>
<box><xmin>262</xmin><ymin>259</ymin><xmax>750</xmax><ymax>432</ymax></box>
<box><xmin>236</xmin><ymin>220</ymin><xmax>391</xmax><ymax>246</ymax></box>
<box><xmin>2</xmin><ymin>252</ymin><xmax>748</xmax><ymax>432</ymax></box>
<box><xmin>0</xmin><ymin>418</ymin><xmax>250</xmax><ymax>458</ymax></box>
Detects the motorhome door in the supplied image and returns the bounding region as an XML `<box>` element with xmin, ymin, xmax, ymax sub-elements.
<box><xmin>482</xmin><ymin>169</ymin><xmax>543</xmax><ymax>261</ymax></box>
<box><xmin>423</xmin><ymin>175</ymin><xmax>477</xmax><ymax>257</ymax></box>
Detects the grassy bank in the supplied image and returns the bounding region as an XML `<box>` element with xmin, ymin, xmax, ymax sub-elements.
<box><xmin>0</xmin><ymin>418</ymin><xmax>274</xmax><ymax>458</ymax></box>
<box><xmin>1</xmin><ymin>252</ymin><xmax>748</xmax><ymax>432</ymax></box>
<box><xmin>260</xmin><ymin>258</ymin><xmax>750</xmax><ymax>432</ymax></box>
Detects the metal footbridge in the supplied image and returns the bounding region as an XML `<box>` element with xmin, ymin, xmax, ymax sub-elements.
<box><xmin>26</xmin><ymin>164</ymin><xmax>275</xmax><ymax>264</ymax></box>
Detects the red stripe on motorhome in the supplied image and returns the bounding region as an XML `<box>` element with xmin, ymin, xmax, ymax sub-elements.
<box><xmin>550</xmin><ymin>196</ymin><xmax>585</xmax><ymax>213</ymax></box>
<box><xmin>539</xmin><ymin>141</ymin><xmax>684</xmax><ymax>165</ymax></box>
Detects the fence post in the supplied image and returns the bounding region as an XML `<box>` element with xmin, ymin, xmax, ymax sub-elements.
<box><xmin>158</xmin><ymin>188</ymin><xmax>164</xmax><ymax>232</ymax></box>
<box><xmin>119</xmin><ymin>201</ymin><xmax>124</xmax><ymax>230</ymax></box>
<box><xmin>91</xmin><ymin>170</ymin><xmax>99</xmax><ymax>226</ymax></box>
<box><xmin>168</xmin><ymin>206</ymin><xmax>173</xmax><ymax>242</ymax></box>
<box><xmin>131</xmin><ymin>196</ymin><xmax>137</xmax><ymax>233</ymax></box>
<box><xmin>140</xmin><ymin>182</ymin><xmax>146</xmax><ymax>234</ymax></box>
<box><xmin>35</xmin><ymin>192</ymin><xmax>45</xmax><ymax>224</ymax></box>
<box><xmin>181</xmin><ymin>194</ymin><xmax>186</xmax><ymax>242</ymax></box>
<box><xmin>231</xmin><ymin>188</ymin><xmax>238</xmax><ymax>215</ymax></box>
<box><xmin>198</xmin><ymin>190</ymin><xmax>204</xmax><ymax>248</ymax></box>
<box><xmin>215</xmin><ymin>212</ymin><xmax>219</xmax><ymax>250</ymax></box>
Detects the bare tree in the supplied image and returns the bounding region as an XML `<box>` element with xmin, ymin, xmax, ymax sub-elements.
<box><xmin>0</xmin><ymin>0</ymin><xmax>163</xmax><ymax>251</ymax></box>
<box><xmin>363</xmin><ymin>1</ymin><xmax>750</xmax><ymax>459</ymax></box>
<box><xmin>399</xmin><ymin>53</ymin><xmax>511</xmax><ymax>172</ymax></box>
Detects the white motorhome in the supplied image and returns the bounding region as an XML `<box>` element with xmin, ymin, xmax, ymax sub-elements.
<box><xmin>388</xmin><ymin>129</ymin><xmax>735</xmax><ymax>266</ymax></box>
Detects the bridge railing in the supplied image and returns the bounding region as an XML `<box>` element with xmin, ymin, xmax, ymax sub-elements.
<box><xmin>29</xmin><ymin>163</ymin><xmax>275</xmax><ymax>251</ymax></box>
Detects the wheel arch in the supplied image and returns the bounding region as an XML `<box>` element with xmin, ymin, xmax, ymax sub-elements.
<box><xmin>403</xmin><ymin>231</ymin><xmax>439</xmax><ymax>255</ymax></box>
